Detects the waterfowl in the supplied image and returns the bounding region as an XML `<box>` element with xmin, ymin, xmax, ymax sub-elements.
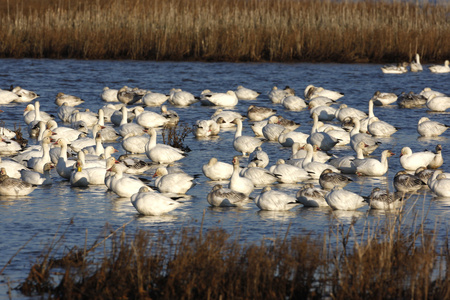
<box><xmin>393</xmin><ymin>170</ymin><xmax>425</xmax><ymax>193</ymax></box>
<box><xmin>69</xmin><ymin>124</ymin><xmax>103</xmax><ymax>153</ymax></box>
<box><xmin>301</xmin><ymin>144</ymin><xmax>340</xmax><ymax>179</ymax></box>
<box><xmin>168</xmin><ymin>88</ymin><xmax>198</xmax><ymax>106</ymax></box>
<box><xmin>248</xmin><ymin>146</ymin><xmax>270</xmax><ymax>168</ymax></box>
<box><xmin>55</xmin><ymin>92</ymin><xmax>85</xmax><ymax>107</ymax></box>
<box><xmin>193</xmin><ymin>119</ymin><xmax>220</xmax><ymax>138</ymax></box>
<box><xmin>142</xmin><ymin>91</ymin><xmax>169</xmax><ymax>106</ymax></box>
<box><xmin>268</xmin><ymin>86</ymin><xmax>293</xmax><ymax>103</ymax></box>
<box><xmin>355</xmin><ymin>150</ymin><xmax>394</xmax><ymax>177</ymax></box>
<box><xmin>211</xmin><ymin>109</ymin><xmax>243</xmax><ymax>128</ymax></box>
<box><xmin>325</xmin><ymin>186</ymin><xmax>367</xmax><ymax>211</ymax></box>
<box><xmin>319</xmin><ymin>169</ymin><xmax>353</xmax><ymax>190</ymax></box>
<box><xmin>278</xmin><ymin>128</ymin><xmax>309</xmax><ymax>148</ymax></box>
<box><xmin>235</xmin><ymin>86</ymin><xmax>260</xmax><ymax>100</ymax></box>
<box><xmin>381</xmin><ymin>62</ymin><xmax>408</xmax><ymax>74</ymax></box>
<box><xmin>0</xmin><ymin>89</ymin><xmax>21</xmax><ymax>104</ymax></box>
<box><xmin>399</xmin><ymin>147</ymin><xmax>436</xmax><ymax>171</ymax></box>
<box><xmin>202</xmin><ymin>90</ymin><xmax>238</xmax><ymax>107</ymax></box>
<box><xmin>419</xmin><ymin>87</ymin><xmax>446</xmax><ymax>100</ymax></box>
<box><xmin>0</xmin><ymin>138</ymin><xmax>22</xmax><ymax>156</ymax></box>
<box><xmin>231</xmin><ymin>118</ymin><xmax>263</xmax><ymax>156</ymax></box>
<box><xmin>410</xmin><ymin>53</ymin><xmax>423</xmax><ymax>72</ymax></box>
<box><xmin>307</xmin><ymin>113</ymin><xmax>340</xmax><ymax>151</ymax></box>
<box><xmin>153</xmin><ymin>167</ymin><xmax>195</xmax><ymax>194</ymax></box>
<box><xmin>240</xmin><ymin>162</ymin><xmax>278</xmax><ymax>186</ymax></box>
<box><xmin>414</xmin><ymin>167</ymin><xmax>434</xmax><ymax>185</ymax></box>
<box><xmin>145</xmin><ymin>128</ymin><xmax>186</xmax><ymax>164</ymax></box>
<box><xmin>308</xmin><ymin>96</ymin><xmax>336</xmax><ymax>107</ymax></box>
<box><xmin>54</xmin><ymin>138</ymin><xmax>76</xmax><ymax>180</ymax></box>
<box><xmin>117</xmin><ymin>106</ymin><xmax>145</xmax><ymax>137</ymax></box>
<box><xmin>295</xmin><ymin>183</ymin><xmax>329</xmax><ymax>207</ymax></box>
<box><xmin>335</xmin><ymin>104</ymin><xmax>367</xmax><ymax>122</ymax></box>
<box><xmin>0</xmin><ymin>168</ymin><xmax>37</xmax><ymax>196</ymax></box>
<box><xmin>262</xmin><ymin>116</ymin><xmax>285</xmax><ymax>141</ymax></box>
<box><xmin>247</xmin><ymin>105</ymin><xmax>277</xmax><ymax>121</ymax></box>
<box><xmin>116</xmin><ymin>155</ymin><xmax>152</xmax><ymax>175</ymax></box>
<box><xmin>304</xmin><ymin>85</ymin><xmax>344</xmax><ymax>101</ymax></box>
<box><xmin>426</xmin><ymin>94</ymin><xmax>450</xmax><ymax>112</ymax></box>
<box><xmin>135</xmin><ymin>107</ymin><xmax>170</xmax><ymax>128</ymax></box>
<box><xmin>108</xmin><ymin>164</ymin><xmax>148</xmax><ymax>198</ymax></box>
<box><xmin>27</xmin><ymin>136</ymin><xmax>52</xmax><ymax>173</ymax></box>
<box><xmin>269</xmin><ymin>159</ymin><xmax>310</xmax><ymax>184</ymax></box>
<box><xmin>57</xmin><ymin>102</ymin><xmax>78</xmax><ymax>123</ymax></box>
<box><xmin>11</xmin><ymin>86</ymin><xmax>39</xmax><ymax>102</ymax></box>
<box><xmin>428</xmin><ymin>60</ymin><xmax>450</xmax><ymax>73</ymax></box>
<box><xmin>254</xmin><ymin>186</ymin><xmax>299</xmax><ymax>211</ymax></box>
<box><xmin>289</xmin><ymin>143</ymin><xmax>330</xmax><ymax>163</ymax></box>
<box><xmin>117</xmin><ymin>86</ymin><xmax>142</xmax><ymax>105</ymax></box>
<box><xmin>69</xmin><ymin>109</ymin><xmax>98</xmax><ymax>128</ymax></box>
<box><xmin>308</xmin><ymin>101</ymin><xmax>336</xmax><ymax>121</ymax></box>
<box><xmin>69</xmin><ymin>159</ymin><xmax>90</xmax><ymax>187</ymax></box>
<box><xmin>397</xmin><ymin>92</ymin><xmax>427</xmax><ymax>108</ymax></box>
<box><xmin>111</xmin><ymin>105</ymin><xmax>135</xmax><ymax>127</ymax></box>
<box><xmin>322</xmin><ymin>126</ymin><xmax>350</xmax><ymax>146</ymax></box>
<box><xmin>0</xmin><ymin>157</ymin><xmax>27</xmax><ymax>179</ymax></box>
<box><xmin>368</xmin><ymin>187</ymin><xmax>404</xmax><ymax>210</ymax></box>
<box><xmin>207</xmin><ymin>184</ymin><xmax>250</xmax><ymax>207</ymax></box>
<box><xmin>101</xmin><ymin>87</ymin><xmax>119</xmax><ymax>102</ymax></box>
<box><xmin>417</xmin><ymin>117</ymin><xmax>449</xmax><ymax>137</ymax></box>
<box><xmin>428</xmin><ymin>144</ymin><xmax>444</xmax><ymax>169</ymax></box>
<box><xmin>47</xmin><ymin>120</ymin><xmax>85</xmax><ymax>142</ymax></box>
<box><xmin>428</xmin><ymin>170</ymin><xmax>450</xmax><ymax>197</ymax></box>
<box><xmin>20</xmin><ymin>163</ymin><xmax>54</xmax><ymax>186</ymax></box>
<box><xmin>96</xmin><ymin>109</ymin><xmax>120</xmax><ymax>142</ymax></box>
<box><xmin>160</xmin><ymin>105</ymin><xmax>179</xmax><ymax>126</ymax></box>
<box><xmin>371</xmin><ymin>91</ymin><xmax>398</xmax><ymax>106</ymax></box>
<box><xmin>277</xmin><ymin>116</ymin><xmax>301</xmax><ymax>131</ymax></box>
<box><xmin>202</xmin><ymin>157</ymin><xmax>234</xmax><ymax>181</ymax></box>
<box><xmin>367</xmin><ymin>117</ymin><xmax>398</xmax><ymax>137</ymax></box>
<box><xmin>131</xmin><ymin>186</ymin><xmax>181</xmax><ymax>216</ymax></box>
<box><xmin>344</xmin><ymin>117</ymin><xmax>380</xmax><ymax>155</ymax></box>
<box><xmin>24</xmin><ymin>101</ymin><xmax>54</xmax><ymax>127</ymax></box>
<box><xmin>281</xmin><ymin>95</ymin><xmax>307</xmax><ymax>111</ymax></box>
<box><xmin>229</xmin><ymin>156</ymin><xmax>255</xmax><ymax>196</ymax></box>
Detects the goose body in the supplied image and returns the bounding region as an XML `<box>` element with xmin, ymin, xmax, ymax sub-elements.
<box><xmin>145</xmin><ymin>128</ymin><xmax>186</xmax><ymax>164</ymax></box>
<box><xmin>278</xmin><ymin>128</ymin><xmax>309</xmax><ymax>148</ymax></box>
<box><xmin>410</xmin><ymin>53</ymin><xmax>423</xmax><ymax>72</ymax></box>
<box><xmin>131</xmin><ymin>186</ymin><xmax>181</xmax><ymax>216</ymax></box>
<box><xmin>304</xmin><ymin>85</ymin><xmax>344</xmax><ymax>101</ymax></box>
<box><xmin>254</xmin><ymin>186</ymin><xmax>299</xmax><ymax>211</ymax></box>
<box><xmin>428</xmin><ymin>170</ymin><xmax>450</xmax><ymax>197</ymax></box>
<box><xmin>426</xmin><ymin>94</ymin><xmax>450</xmax><ymax>112</ymax></box>
<box><xmin>240</xmin><ymin>163</ymin><xmax>278</xmax><ymax>186</ymax></box>
<box><xmin>109</xmin><ymin>164</ymin><xmax>148</xmax><ymax>198</ymax></box>
<box><xmin>232</xmin><ymin>118</ymin><xmax>263</xmax><ymax>156</ymax></box>
<box><xmin>202</xmin><ymin>90</ymin><xmax>238</xmax><ymax>107</ymax></box>
<box><xmin>367</xmin><ymin>117</ymin><xmax>398</xmax><ymax>137</ymax></box>
<box><xmin>169</xmin><ymin>88</ymin><xmax>198</xmax><ymax>106</ymax></box>
<box><xmin>355</xmin><ymin>150</ymin><xmax>394</xmax><ymax>176</ymax></box>
<box><xmin>325</xmin><ymin>186</ymin><xmax>367</xmax><ymax>210</ymax></box>
<box><xmin>381</xmin><ymin>62</ymin><xmax>408</xmax><ymax>74</ymax></box>
<box><xmin>153</xmin><ymin>167</ymin><xmax>195</xmax><ymax>194</ymax></box>
<box><xmin>345</xmin><ymin>117</ymin><xmax>380</xmax><ymax>155</ymax></box>
<box><xmin>428</xmin><ymin>60</ymin><xmax>450</xmax><ymax>73</ymax></box>
<box><xmin>393</xmin><ymin>170</ymin><xmax>425</xmax><ymax>193</ymax></box>
<box><xmin>281</xmin><ymin>95</ymin><xmax>307</xmax><ymax>111</ymax></box>
<box><xmin>371</xmin><ymin>91</ymin><xmax>398</xmax><ymax>106</ymax></box>
<box><xmin>20</xmin><ymin>163</ymin><xmax>54</xmax><ymax>186</ymax></box>
<box><xmin>11</xmin><ymin>86</ymin><xmax>39</xmax><ymax>102</ymax></box>
<box><xmin>229</xmin><ymin>156</ymin><xmax>254</xmax><ymax>196</ymax></box>
<box><xmin>268</xmin><ymin>86</ymin><xmax>293</xmax><ymax>104</ymax></box>
<box><xmin>417</xmin><ymin>117</ymin><xmax>449</xmax><ymax>137</ymax></box>
<box><xmin>193</xmin><ymin>119</ymin><xmax>220</xmax><ymax>138</ymax></box>
<box><xmin>135</xmin><ymin>107</ymin><xmax>170</xmax><ymax>128</ymax></box>
<box><xmin>369</xmin><ymin>187</ymin><xmax>404</xmax><ymax>210</ymax></box>
<box><xmin>247</xmin><ymin>105</ymin><xmax>276</xmax><ymax>121</ymax></box>
<box><xmin>235</xmin><ymin>86</ymin><xmax>260</xmax><ymax>100</ymax></box>
<box><xmin>270</xmin><ymin>159</ymin><xmax>310</xmax><ymax>184</ymax></box>
<box><xmin>207</xmin><ymin>184</ymin><xmax>250</xmax><ymax>207</ymax></box>
<box><xmin>0</xmin><ymin>168</ymin><xmax>37</xmax><ymax>196</ymax></box>
<box><xmin>55</xmin><ymin>92</ymin><xmax>85</xmax><ymax>106</ymax></box>
<box><xmin>101</xmin><ymin>87</ymin><xmax>119</xmax><ymax>102</ymax></box>
<box><xmin>399</xmin><ymin>147</ymin><xmax>436</xmax><ymax>171</ymax></box>
<box><xmin>142</xmin><ymin>91</ymin><xmax>169</xmax><ymax>106</ymax></box>
<box><xmin>319</xmin><ymin>169</ymin><xmax>352</xmax><ymax>190</ymax></box>
<box><xmin>296</xmin><ymin>183</ymin><xmax>328</xmax><ymax>207</ymax></box>
<box><xmin>202</xmin><ymin>158</ymin><xmax>233</xmax><ymax>181</ymax></box>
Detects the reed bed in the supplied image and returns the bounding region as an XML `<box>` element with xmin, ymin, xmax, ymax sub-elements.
<box><xmin>0</xmin><ymin>0</ymin><xmax>449</xmax><ymax>62</ymax></box>
<box><xmin>14</xmin><ymin>209</ymin><xmax>449</xmax><ymax>299</ymax></box>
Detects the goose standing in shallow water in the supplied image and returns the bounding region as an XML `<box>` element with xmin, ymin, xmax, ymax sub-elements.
<box><xmin>296</xmin><ymin>183</ymin><xmax>329</xmax><ymax>207</ymax></box>
<box><xmin>231</xmin><ymin>118</ymin><xmax>263</xmax><ymax>156</ymax></box>
<box><xmin>108</xmin><ymin>164</ymin><xmax>149</xmax><ymax>198</ymax></box>
<box><xmin>153</xmin><ymin>167</ymin><xmax>195</xmax><ymax>194</ymax></box>
<box><xmin>393</xmin><ymin>171</ymin><xmax>425</xmax><ymax>194</ymax></box>
<box><xmin>202</xmin><ymin>157</ymin><xmax>233</xmax><ymax>181</ymax></box>
<box><xmin>319</xmin><ymin>169</ymin><xmax>353</xmax><ymax>190</ymax></box>
<box><xmin>428</xmin><ymin>60</ymin><xmax>450</xmax><ymax>73</ymax></box>
<box><xmin>254</xmin><ymin>186</ymin><xmax>300</xmax><ymax>211</ymax></box>
<box><xmin>417</xmin><ymin>117</ymin><xmax>449</xmax><ymax>137</ymax></box>
<box><xmin>131</xmin><ymin>186</ymin><xmax>182</xmax><ymax>216</ymax></box>
<box><xmin>325</xmin><ymin>186</ymin><xmax>367</xmax><ymax>211</ymax></box>
<box><xmin>145</xmin><ymin>128</ymin><xmax>186</xmax><ymax>164</ymax></box>
<box><xmin>410</xmin><ymin>53</ymin><xmax>423</xmax><ymax>72</ymax></box>
<box><xmin>207</xmin><ymin>184</ymin><xmax>250</xmax><ymax>207</ymax></box>
<box><xmin>0</xmin><ymin>168</ymin><xmax>37</xmax><ymax>196</ymax></box>
<box><xmin>368</xmin><ymin>187</ymin><xmax>404</xmax><ymax>210</ymax></box>
<box><xmin>355</xmin><ymin>150</ymin><xmax>395</xmax><ymax>177</ymax></box>
<box><xmin>229</xmin><ymin>156</ymin><xmax>255</xmax><ymax>196</ymax></box>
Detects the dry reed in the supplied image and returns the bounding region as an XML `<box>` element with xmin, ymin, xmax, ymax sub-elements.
<box><xmin>14</xmin><ymin>207</ymin><xmax>450</xmax><ymax>299</ymax></box>
<box><xmin>0</xmin><ymin>0</ymin><xmax>449</xmax><ymax>63</ymax></box>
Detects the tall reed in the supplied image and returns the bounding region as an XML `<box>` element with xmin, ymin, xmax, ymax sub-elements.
<box><xmin>0</xmin><ymin>0</ymin><xmax>449</xmax><ymax>62</ymax></box>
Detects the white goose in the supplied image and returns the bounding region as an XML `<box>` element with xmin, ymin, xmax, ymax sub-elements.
<box><xmin>399</xmin><ymin>147</ymin><xmax>436</xmax><ymax>171</ymax></box>
<box><xmin>428</xmin><ymin>170</ymin><xmax>450</xmax><ymax>197</ymax></box>
<box><xmin>426</xmin><ymin>94</ymin><xmax>450</xmax><ymax>112</ymax></box>
<box><xmin>229</xmin><ymin>156</ymin><xmax>254</xmax><ymax>196</ymax></box>
<box><xmin>202</xmin><ymin>157</ymin><xmax>233</xmax><ymax>181</ymax></box>
<box><xmin>207</xmin><ymin>184</ymin><xmax>250</xmax><ymax>207</ymax></box>
<box><xmin>193</xmin><ymin>119</ymin><xmax>220</xmax><ymax>138</ymax></box>
<box><xmin>248</xmin><ymin>146</ymin><xmax>270</xmax><ymax>168</ymax></box>
<box><xmin>131</xmin><ymin>186</ymin><xmax>181</xmax><ymax>216</ymax></box>
<box><xmin>428</xmin><ymin>60</ymin><xmax>450</xmax><ymax>73</ymax></box>
<box><xmin>355</xmin><ymin>149</ymin><xmax>394</xmax><ymax>176</ymax></box>
<box><xmin>368</xmin><ymin>187</ymin><xmax>404</xmax><ymax>210</ymax></box>
<box><xmin>304</xmin><ymin>85</ymin><xmax>344</xmax><ymax>101</ymax></box>
<box><xmin>108</xmin><ymin>164</ymin><xmax>148</xmax><ymax>198</ymax></box>
<box><xmin>367</xmin><ymin>117</ymin><xmax>398</xmax><ymax>137</ymax></box>
<box><xmin>11</xmin><ymin>86</ymin><xmax>39</xmax><ymax>102</ymax></box>
<box><xmin>54</xmin><ymin>138</ymin><xmax>76</xmax><ymax>180</ymax></box>
<box><xmin>135</xmin><ymin>107</ymin><xmax>170</xmax><ymax>128</ymax></box>
<box><xmin>27</xmin><ymin>136</ymin><xmax>52</xmax><ymax>173</ymax></box>
<box><xmin>0</xmin><ymin>157</ymin><xmax>27</xmax><ymax>179</ymax></box>
<box><xmin>117</xmin><ymin>106</ymin><xmax>145</xmax><ymax>138</ymax></box>
<box><xmin>111</xmin><ymin>106</ymin><xmax>135</xmax><ymax>127</ymax></box>
<box><xmin>101</xmin><ymin>87</ymin><xmax>119</xmax><ymax>102</ymax></box>
<box><xmin>168</xmin><ymin>88</ymin><xmax>198</xmax><ymax>106</ymax></box>
<box><xmin>420</xmin><ymin>87</ymin><xmax>446</xmax><ymax>100</ymax></box>
<box><xmin>371</xmin><ymin>91</ymin><xmax>398</xmax><ymax>106</ymax></box>
<box><xmin>301</xmin><ymin>144</ymin><xmax>340</xmax><ymax>179</ymax></box>
<box><xmin>428</xmin><ymin>144</ymin><xmax>444</xmax><ymax>169</ymax></box>
<box><xmin>329</xmin><ymin>141</ymin><xmax>366</xmax><ymax>174</ymax></box>
<box><xmin>417</xmin><ymin>117</ymin><xmax>449</xmax><ymax>137</ymax></box>
<box><xmin>240</xmin><ymin>162</ymin><xmax>278</xmax><ymax>186</ymax></box>
<box><xmin>210</xmin><ymin>109</ymin><xmax>242</xmax><ymax>128</ymax></box>
<box><xmin>142</xmin><ymin>91</ymin><xmax>169</xmax><ymax>106</ymax></box>
<box><xmin>153</xmin><ymin>167</ymin><xmax>195</xmax><ymax>194</ymax></box>
<box><xmin>269</xmin><ymin>159</ymin><xmax>310</xmax><ymax>184</ymax></box>
<box><xmin>335</xmin><ymin>104</ymin><xmax>367</xmax><ymax>122</ymax></box>
<box><xmin>47</xmin><ymin>119</ymin><xmax>85</xmax><ymax>142</ymax></box>
<box><xmin>20</xmin><ymin>163</ymin><xmax>54</xmax><ymax>186</ymax></box>
<box><xmin>57</xmin><ymin>102</ymin><xmax>78</xmax><ymax>123</ymax></box>
<box><xmin>122</xmin><ymin>132</ymin><xmax>149</xmax><ymax>154</ymax></box>
<box><xmin>268</xmin><ymin>86</ymin><xmax>292</xmax><ymax>103</ymax></box>
<box><xmin>325</xmin><ymin>186</ymin><xmax>367</xmax><ymax>211</ymax></box>
<box><xmin>307</xmin><ymin>113</ymin><xmax>340</xmax><ymax>151</ymax></box>
<box><xmin>289</xmin><ymin>143</ymin><xmax>330</xmax><ymax>163</ymax></box>
<box><xmin>0</xmin><ymin>168</ymin><xmax>37</xmax><ymax>196</ymax></box>
<box><xmin>278</xmin><ymin>128</ymin><xmax>309</xmax><ymax>148</ymax></box>
<box><xmin>345</xmin><ymin>117</ymin><xmax>380</xmax><ymax>155</ymax></box>
<box><xmin>69</xmin><ymin>109</ymin><xmax>98</xmax><ymax>128</ymax></box>
<box><xmin>0</xmin><ymin>138</ymin><xmax>22</xmax><ymax>156</ymax></box>
<box><xmin>247</xmin><ymin>105</ymin><xmax>277</xmax><ymax>121</ymax></box>
<box><xmin>410</xmin><ymin>53</ymin><xmax>423</xmax><ymax>72</ymax></box>
<box><xmin>359</xmin><ymin>99</ymin><xmax>375</xmax><ymax>133</ymax></box>
<box><xmin>202</xmin><ymin>90</ymin><xmax>238</xmax><ymax>107</ymax></box>
<box><xmin>308</xmin><ymin>101</ymin><xmax>337</xmax><ymax>121</ymax></box>
<box><xmin>235</xmin><ymin>86</ymin><xmax>260</xmax><ymax>100</ymax></box>
<box><xmin>0</xmin><ymin>89</ymin><xmax>21</xmax><ymax>104</ymax></box>
<box><xmin>254</xmin><ymin>186</ymin><xmax>299</xmax><ymax>211</ymax></box>
<box><xmin>55</xmin><ymin>92</ymin><xmax>84</xmax><ymax>107</ymax></box>
<box><xmin>281</xmin><ymin>95</ymin><xmax>307</xmax><ymax>111</ymax></box>
<box><xmin>381</xmin><ymin>62</ymin><xmax>408</xmax><ymax>74</ymax></box>
<box><xmin>69</xmin><ymin>160</ymin><xmax>90</xmax><ymax>187</ymax></box>
<box><xmin>296</xmin><ymin>183</ymin><xmax>329</xmax><ymax>207</ymax></box>
<box><xmin>231</xmin><ymin>118</ymin><xmax>263</xmax><ymax>156</ymax></box>
<box><xmin>262</xmin><ymin>116</ymin><xmax>285</xmax><ymax>142</ymax></box>
<box><xmin>145</xmin><ymin>128</ymin><xmax>186</xmax><ymax>164</ymax></box>
<box><xmin>96</xmin><ymin>109</ymin><xmax>119</xmax><ymax>141</ymax></box>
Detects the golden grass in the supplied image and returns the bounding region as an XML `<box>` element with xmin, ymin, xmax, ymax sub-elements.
<box><xmin>0</xmin><ymin>0</ymin><xmax>449</xmax><ymax>62</ymax></box>
<box><xmin>14</xmin><ymin>208</ymin><xmax>450</xmax><ymax>299</ymax></box>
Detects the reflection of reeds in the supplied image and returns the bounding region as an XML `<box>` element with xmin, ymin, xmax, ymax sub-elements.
<box><xmin>0</xmin><ymin>0</ymin><xmax>449</xmax><ymax>62</ymax></box>
<box><xmin>16</xmin><ymin>209</ymin><xmax>449</xmax><ymax>299</ymax></box>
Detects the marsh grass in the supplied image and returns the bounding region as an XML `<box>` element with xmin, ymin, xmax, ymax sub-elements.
<box><xmin>0</xmin><ymin>0</ymin><xmax>449</xmax><ymax>62</ymax></box>
<box><xmin>15</xmin><ymin>206</ymin><xmax>450</xmax><ymax>299</ymax></box>
<box><xmin>161</xmin><ymin>123</ymin><xmax>193</xmax><ymax>152</ymax></box>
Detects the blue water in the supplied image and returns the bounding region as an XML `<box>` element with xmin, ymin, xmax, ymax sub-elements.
<box><xmin>0</xmin><ymin>59</ymin><xmax>449</xmax><ymax>299</ymax></box>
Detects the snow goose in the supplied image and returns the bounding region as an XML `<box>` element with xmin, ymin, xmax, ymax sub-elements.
<box><xmin>117</xmin><ymin>107</ymin><xmax>145</xmax><ymax>138</ymax></box>
<box><xmin>96</xmin><ymin>109</ymin><xmax>119</xmax><ymax>142</ymax></box>
<box><xmin>27</xmin><ymin>136</ymin><xmax>52</xmax><ymax>173</ymax></box>
<box><xmin>301</xmin><ymin>144</ymin><xmax>340</xmax><ymax>179</ymax></box>
<box><xmin>344</xmin><ymin>117</ymin><xmax>380</xmax><ymax>155</ymax></box>
<box><xmin>355</xmin><ymin>150</ymin><xmax>394</xmax><ymax>176</ymax></box>
<box><xmin>248</xmin><ymin>146</ymin><xmax>269</xmax><ymax>168</ymax></box>
<box><xmin>308</xmin><ymin>101</ymin><xmax>336</xmax><ymax>121</ymax></box>
<box><xmin>281</xmin><ymin>95</ymin><xmax>307</xmax><ymax>111</ymax></box>
<box><xmin>399</xmin><ymin>147</ymin><xmax>435</xmax><ymax>171</ymax></box>
<box><xmin>116</xmin><ymin>155</ymin><xmax>152</xmax><ymax>175</ymax></box>
<box><xmin>419</xmin><ymin>87</ymin><xmax>446</xmax><ymax>100</ymax></box>
<box><xmin>20</xmin><ymin>163</ymin><xmax>54</xmax><ymax>186</ymax></box>
<box><xmin>207</xmin><ymin>184</ymin><xmax>250</xmax><ymax>207</ymax></box>
<box><xmin>135</xmin><ymin>107</ymin><xmax>170</xmax><ymax>128</ymax></box>
<box><xmin>367</xmin><ymin>117</ymin><xmax>398</xmax><ymax>137</ymax></box>
<box><xmin>325</xmin><ymin>186</ymin><xmax>367</xmax><ymax>211</ymax></box>
<box><xmin>108</xmin><ymin>164</ymin><xmax>148</xmax><ymax>198</ymax></box>
<box><xmin>0</xmin><ymin>124</ymin><xmax>16</xmax><ymax>140</ymax></box>
<box><xmin>247</xmin><ymin>105</ymin><xmax>277</xmax><ymax>121</ymax></box>
<box><xmin>397</xmin><ymin>92</ymin><xmax>427</xmax><ymax>108</ymax></box>
<box><xmin>426</xmin><ymin>94</ymin><xmax>450</xmax><ymax>112</ymax></box>
<box><xmin>235</xmin><ymin>86</ymin><xmax>260</xmax><ymax>100</ymax></box>
<box><xmin>381</xmin><ymin>62</ymin><xmax>408</xmax><ymax>74</ymax></box>
<box><xmin>160</xmin><ymin>105</ymin><xmax>179</xmax><ymax>126</ymax></box>
<box><xmin>47</xmin><ymin>119</ymin><xmax>85</xmax><ymax>142</ymax></box>
<box><xmin>368</xmin><ymin>187</ymin><xmax>404</xmax><ymax>210</ymax></box>
<box><xmin>229</xmin><ymin>156</ymin><xmax>255</xmax><ymax>196</ymax></box>
<box><xmin>414</xmin><ymin>167</ymin><xmax>434</xmax><ymax>185</ymax></box>
<box><xmin>329</xmin><ymin>141</ymin><xmax>366</xmax><ymax>174</ymax></box>
<box><xmin>428</xmin><ymin>170</ymin><xmax>450</xmax><ymax>197</ymax></box>
<box><xmin>231</xmin><ymin>118</ymin><xmax>263</xmax><ymax>156</ymax></box>
<box><xmin>307</xmin><ymin>113</ymin><xmax>340</xmax><ymax>151</ymax></box>
<box><xmin>428</xmin><ymin>144</ymin><xmax>443</xmax><ymax>169</ymax></box>
<box><xmin>69</xmin><ymin>109</ymin><xmax>98</xmax><ymax>128</ymax></box>
<box><xmin>319</xmin><ymin>169</ymin><xmax>352</xmax><ymax>190</ymax></box>
<box><xmin>277</xmin><ymin>116</ymin><xmax>301</xmax><ymax>131</ymax></box>
<box><xmin>269</xmin><ymin>159</ymin><xmax>310</xmax><ymax>184</ymax></box>
<box><xmin>278</xmin><ymin>128</ymin><xmax>309</xmax><ymax>148</ymax></box>
<box><xmin>11</xmin><ymin>86</ymin><xmax>39</xmax><ymax>102</ymax></box>
<box><xmin>393</xmin><ymin>170</ymin><xmax>425</xmax><ymax>193</ymax></box>
<box><xmin>101</xmin><ymin>87</ymin><xmax>119</xmax><ymax>102</ymax></box>
<box><xmin>371</xmin><ymin>91</ymin><xmax>398</xmax><ymax>106</ymax></box>
<box><xmin>202</xmin><ymin>90</ymin><xmax>238</xmax><ymax>107</ymax></box>
<box><xmin>417</xmin><ymin>117</ymin><xmax>449</xmax><ymax>137</ymax></box>
<box><xmin>69</xmin><ymin>160</ymin><xmax>90</xmax><ymax>187</ymax></box>
<box><xmin>254</xmin><ymin>186</ymin><xmax>299</xmax><ymax>211</ymax></box>
<box><xmin>69</xmin><ymin>124</ymin><xmax>103</xmax><ymax>153</ymax></box>
<box><xmin>0</xmin><ymin>138</ymin><xmax>22</xmax><ymax>156</ymax></box>
<box><xmin>0</xmin><ymin>157</ymin><xmax>27</xmax><ymax>179</ymax></box>
<box><xmin>428</xmin><ymin>60</ymin><xmax>450</xmax><ymax>73</ymax></box>
<box><xmin>153</xmin><ymin>167</ymin><xmax>195</xmax><ymax>194</ymax></box>
<box><xmin>55</xmin><ymin>92</ymin><xmax>84</xmax><ymax>107</ymax></box>
<box><xmin>410</xmin><ymin>53</ymin><xmax>423</xmax><ymax>72</ymax></box>
<box><xmin>335</xmin><ymin>104</ymin><xmax>367</xmax><ymax>122</ymax></box>
<box><xmin>262</xmin><ymin>116</ymin><xmax>285</xmax><ymax>141</ymax></box>
<box><xmin>193</xmin><ymin>119</ymin><xmax>220</xmax><ymax>138</ymax></box>
<box><xmin>54</xmin><ymin>138</ymin><xmax>75</xmax><ymax>180</ymax></box>
<box><xmin>131</xmin><ymin>186</ymin><xmax>181</xmax><ymax>216</ymax></box>
<box><xmin>304</xmin><ymin>85</ymin><xmax>344</xmax><ymax>101</ymax></box>
<box><xmin>268</xmin><ymin>86</ymin><xmax>293</xmax><ymax>104</ymax></box>
<box><xmin>359</xmin><ymin>99</ymin><xmax>375</xmax><ymax>133</ymax></box>
<box><xmin>111</xmin><ymin>105</ymin><xmax>135</xmax><ymax>126</ymax></box>
<box><xmin>211</xmin><ymin>109</ymin><xmax>242</xmax><ymax>128</ymax></box>
<box><xmin>202</xmin><ymin>157</ymin><xmax>233</xmax><ymax>181</ymax></box>
<box><xmin>168</xmin><ymin>88</ymin><xmax>198</xmax><ymax>106</ymax></box>
<box><xmin>57</xmin><ymin>102</ymin><xmax>77</xmax><ymax>123</ymax></box>
<box><xmin>145</xmin><ymin>128</ymin><xmax>186</xmax><ymax>164</ymax></box>
<box><xmin>25</xmin><ymin>101</ymin><xmax>54</xmax><ymax>129</ymax></box>
<box><xmin>0</xmin><ymin>168</ymin><xmax>37</xmax><ymax>196</ymax></box>
<box><xmin>240</xmin><ymin>162</ymin><xmax>278</xmax><ymax>186</ymax></box>
<box><xmin>0</xmin><ymin>89</ymin><xmax>21</xmax><ymax>104</ymax></box>
<box><xmin>142</xmin><ymin>91</ymin><xmax>169</xmax><ymax>106</ymax></box>
<box><xmin>308</xmin><ymin>96</ymin><xmax>336</xmax><ymax>107</ymax></box>
<box><xmin>122</xmin><ymin>132</ymin><xmax>149</xmax><ymax>154</ymax></box>
<box><xmin>116</xmin><ymin>86</ymin><xmax>143</xmax><ymax>105</ymax></box>
<box><xmin>296</xmin><ymin>183</ymin><xmax>329</xmax><ymax>207</ymax></box>
<box><xmin>322</xmin><ymin>126</ymin><xmax>350</xmax><ymax>146</ymax></box>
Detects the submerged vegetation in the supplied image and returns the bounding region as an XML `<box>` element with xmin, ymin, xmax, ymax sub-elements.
<box><xmin>0</xmin><ymin>0</ymin><xmax>450</xmax><ymax>63</ymax></box>
<box><xmin>14</xmin><ymin>209</ymin><xmax>450</xmax><ymax>299</ymax></box>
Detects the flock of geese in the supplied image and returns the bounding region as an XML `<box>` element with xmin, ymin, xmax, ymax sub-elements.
<box><xmin>381</xmin><ymin>53</ymin><xmax>450</xmax><ymax>74</ymax></box>
<box><xmin>0</xmin><ymin>76</ymin><xmax>449</xmax><ymax>216</ymax></box>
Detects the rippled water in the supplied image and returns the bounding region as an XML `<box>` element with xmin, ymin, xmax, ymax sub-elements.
<box><xmin>0</xmin><ymin>59</ymin><xmax>449</xmax><ymax>298</ymax></box>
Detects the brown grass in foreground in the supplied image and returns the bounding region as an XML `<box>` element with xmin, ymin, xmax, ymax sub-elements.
<box><xmin>15</xmin><ymin>210</ymin><xmax>450</xmax><ymax>299</ymax></box>
<box><xmin>0</xmin><ymin>0</ymin><xmax>449</xmax><ymax>63</ymax></box>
